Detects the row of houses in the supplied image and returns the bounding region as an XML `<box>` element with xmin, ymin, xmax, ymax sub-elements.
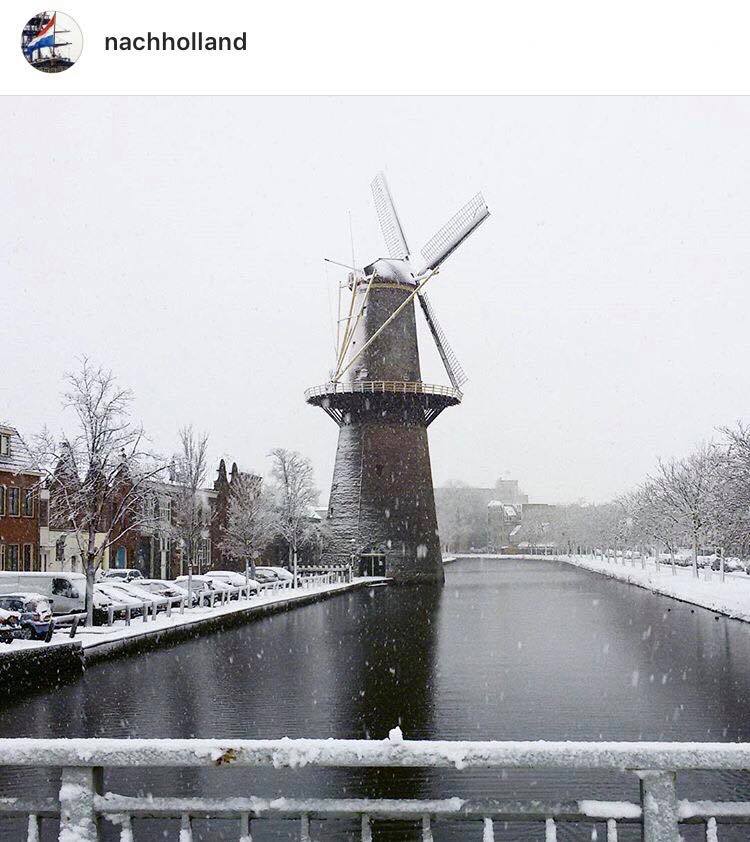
<box><xmin>0</xmin><ymin>420</ymin><xmax>262</xmax><ymax>577</ymax></box>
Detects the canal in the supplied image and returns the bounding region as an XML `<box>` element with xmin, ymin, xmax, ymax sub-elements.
<box><xmin>2</xmin><ymin>557</ymin><xmax>750</xmax><ymax>840</ymax></box>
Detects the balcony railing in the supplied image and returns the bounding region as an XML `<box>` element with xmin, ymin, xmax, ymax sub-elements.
<box><xmin>305</xmin><ymin>380</ymin><xmax>463</xmax><ymax>401</ymax></box>
<box><xmin>1</xmin><ymin>738</ymin><xmax>749</xmax><ymax>841</ymax></box>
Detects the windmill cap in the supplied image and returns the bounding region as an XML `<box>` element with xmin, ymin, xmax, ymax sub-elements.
<box><xmin>363</xmin><ymin>258</ymin><xmax>416</xmax><ymax>286</ymax></box>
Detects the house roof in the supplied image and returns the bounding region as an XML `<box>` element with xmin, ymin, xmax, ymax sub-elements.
<box><xmin>0</xmin><ymin>422</ymin><xmax>41</xmax><ymax>477</ymax></box>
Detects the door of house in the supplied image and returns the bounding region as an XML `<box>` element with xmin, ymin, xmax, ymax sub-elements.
<box><xmin>115</xmin><ymin>547</ymin><xmax>127</xmax><ymax>569</ymax></box>
<box><xmin>359</xmin><ymin>553</ymin><xmax>386</xmax><ymax>577</ymax></box>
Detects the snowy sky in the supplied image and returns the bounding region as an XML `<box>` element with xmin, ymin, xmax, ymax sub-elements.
<box><xmin>3</xmin><ymin>97</ymin><xmax>750</xmax><ymax>504</ymax></box>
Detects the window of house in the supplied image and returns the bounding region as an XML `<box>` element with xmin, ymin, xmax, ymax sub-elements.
<box><xmin>0</xmin><ymin>434</ymin><xmax>9</xmax><ymax>457</ymax></box>
<box><xmin>22</xmin><ymin>544</ymin><xmax>33</xmax><ymax>572</ymax></box>
<box><xmin>7</xmin><ymin>545</ymin><xmax>19</xmax><ymax>571</ymax></box>
<box><xmin>7</xmin><ymin>488</ymin><xmax>20</xmax><ymax>516</ymax></box>
<box><xmin>0</xmin><ymin>545</ymin><xmax>5</xmax><ymax>570</ymax></box>
<box><xmin>0</xmin><ymin>486</ymin><xmax>5</xmax><ymax>516</ymax></box>
<box><xmin>22</xmin><ymin>490</ymin><xmax>34</xmax><ymax>518</ymax></box>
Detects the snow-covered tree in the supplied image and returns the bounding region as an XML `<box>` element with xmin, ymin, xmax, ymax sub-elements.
<box><xmin>36</xmin><ymin>359</ymin><xmax>163</xmax><ymax>625</ymax></box>
<box><xmin>649</xmin><ymin>443</ymin><xmax>725</xmax><ymax>577</ymax></box>
<box><xmin>268</xmin><ymin>448</ymin><xmax>321</xmax><ymax>586</ymax></box>
<box><xmin>170</xmin><ymin>426</ymin><xmax>211</xmax><ymax>576</ymax></box>
<box><xmin>220</xmin><ymin>474</ymin><xmax>276</xmax><ymax>577</ymax></box>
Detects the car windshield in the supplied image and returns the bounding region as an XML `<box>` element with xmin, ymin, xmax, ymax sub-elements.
<box><xmin>0</xmin><ymin>598</ymin><xmax>24</xmax><ymax>612</ymax></box>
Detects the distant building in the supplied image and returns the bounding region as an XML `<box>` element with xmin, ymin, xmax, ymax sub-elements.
<box><xmin>435</xmin><ymin>477</ymin><xmax>555</xmax><ymax>553</ymax></box>
<box><xmin>0</xmin><ymin>422</ymin><xmax>51</xmax><ymax>571</ymax></box>
<box><xmin>486</xmin><ymin>501</ymin><xmax>523</xmax><ymax>550</ymax></box>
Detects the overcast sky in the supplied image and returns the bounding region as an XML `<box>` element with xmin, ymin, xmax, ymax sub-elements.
<box><xmin>3</xmin><ymin>97</ymin><xmax>750</xmax><ymax>504</ymax></box>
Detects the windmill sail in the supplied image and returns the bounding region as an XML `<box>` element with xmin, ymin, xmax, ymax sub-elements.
<box><xmin>417</xmin><ymin>291</ymin><xmax>468</xmax><ymax>390</ymax></box>
<box><xmin>420</xmin><ymin>193</ymin><xmax>489</xmax><ymax>273</ymax></box>
<box><xmin>371</xmin><ymin>172</ymin><xmax>410</xmax><ymax>260</ymax></box>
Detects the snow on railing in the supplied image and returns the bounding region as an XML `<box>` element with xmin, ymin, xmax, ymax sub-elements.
<box><xmin>305</xmin><ymin>380</ymin><xmax>463</xmax><ymax>402</ymax></box>
<box><xmin>0</xmin><ymin>738</ymin><xmax>749</xmax><ymax>841</ymax></box>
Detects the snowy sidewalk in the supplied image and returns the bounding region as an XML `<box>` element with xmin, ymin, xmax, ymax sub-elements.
<box><xmin>1</xmin><ymin>578</ymin><xmax>389</xmax><ymax>657</ymax></box>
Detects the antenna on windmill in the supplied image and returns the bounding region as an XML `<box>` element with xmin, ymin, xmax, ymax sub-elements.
<box><xmin>369</xmin><ymin>172</ymin><xmax>487</xmax><ymax>391</ymax></box>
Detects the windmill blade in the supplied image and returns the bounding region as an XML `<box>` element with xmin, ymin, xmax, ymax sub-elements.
<box><xmin>417</xmin><ymin>291</ymin><xmax>468</xmax><ymax>390</ymax></box>
<box><xmin>420</xmin><ymin>193</ymin><xmax>489</xmax><ymax>273</ymax></box>
<box><xmin>371</xmin><ymin>172</ymin><xmax>410</xmax><ymax>260</ymax></box>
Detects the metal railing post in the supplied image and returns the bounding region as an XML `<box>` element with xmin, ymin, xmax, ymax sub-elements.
<box><xmin>239</xmin><ymin>812</ymin><xmax>251</xmax><ymax>842</ymax></box>
<box><xmin>639</xmin><ymin>770</ymin><xmax>679</xmax><ymax>842</ymax></box>
<box><xmin>59</xmin><ymin>766</ymin><xmax>102</xmax><ymax>842</ymax></box>
<box><xmin>27</xmin><ymin>814</ymin><xmax>41</xmax><ymax>842</ymax></box>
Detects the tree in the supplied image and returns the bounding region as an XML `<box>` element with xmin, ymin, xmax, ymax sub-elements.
<box><xmin>170</xmin><ymin>426</ymin><xmax>211</xmax><ymax>577</ymax></box>
<box><xmin>636</xmin><ymin>480</ymin><xmax>683</xmax><ymax>573</ymax></box>
<box><xmin>36</xmin><ymin>359</ymin><xmax>163</xmax><ymax>625</ymax></box>
<box><xmin>220</xmin><ymin>474</ymin><xmax>276</xmax><ymax>577</ymax></box>
<box><xmin>649</xmin><ymin>443</ymin><xmax>724</xmax><ymax>578</ymax></box>
<box><xmin>268</xmin><ymin>448</ymin><xmax>320</xmax><ymax>586</ymax></box>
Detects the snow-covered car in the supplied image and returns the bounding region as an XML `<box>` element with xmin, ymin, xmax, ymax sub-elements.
<box><xmin>91</xmin><ymin>588</ymin><xmax>117</xmax><ymax>623</ymax></box>
<box><xmin>140</xmin><ymin>580</ymin><xmax>190</xmax><ymax>600</ymax></box>
<box><xmin>113</xmin><ymin>582</ymin><xmax>170</xmax><ymax>610</ymax></box>
<box><xmin>255</xmin><ymin>566</ymin><xmax>293</xmax><ymax>582</ymax></box>
<box><xmin>0</xmin><ymin>593</ymin><xmax>53</xmax><ymax>641</ymax></box>
<box><xmin>95</xmin><ymin>582</ymin><xmax>146</xmax><ymax>615</ymax></box>
<box><xmin>175</xmin><ymin>575</ymin><xmax>234</xmax><ymax>605</ymax></box>
<box><xmin>102</xmin><ymin>568</ymin><xmax>144</xmax><ymax>583</ymax></box>
<box><xmin>0</xmin><ymin>607</ymin><xmax>21</xmax><ymax>644</ymax></box>
<box><xmin>252</xmin><ymin>568</ymin><xmax>282</xmax><ymax>584</ymax></box>
<box><xmin>204</xmin><ymin>571</ymin><xmax>259</xmax><ymax>592</ymax></box>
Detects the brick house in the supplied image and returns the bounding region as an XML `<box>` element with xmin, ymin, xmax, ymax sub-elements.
<box><xmin>0</xmin><ymin>422</ymin><xmax>51</xmax><ymax>571</ymax></box>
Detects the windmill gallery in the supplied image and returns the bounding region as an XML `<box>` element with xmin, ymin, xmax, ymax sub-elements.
<box><xmin>306</xmin><ymin>173</ymin><xmax>490</xmax><ymax>583</ymax></box>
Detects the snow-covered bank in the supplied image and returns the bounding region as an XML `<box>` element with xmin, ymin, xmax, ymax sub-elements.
<box><xmin>555</xmin><ymin>555</ymin><xmax>750</xmax><ymax>621</ymax></box>
<box><xmin>0</xmin><ymin>578</ymin><xmax>389</xmax><ymax>671</ymax></box>
<box><xmin>457</xmin><ymin>553</ymin><xmax>750</xmax><ymax>622</ymax></box>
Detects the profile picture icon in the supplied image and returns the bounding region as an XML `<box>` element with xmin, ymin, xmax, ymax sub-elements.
<box><xmin>21</xmin><ymin>11</ymin><xmax>82</xmax><ymax>73</ymax></box>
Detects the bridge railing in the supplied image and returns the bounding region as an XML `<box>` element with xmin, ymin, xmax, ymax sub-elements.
<box><xmin>1</xmin><ymin>738</ymin><xmax>749</xmax><ymax>841</ymax></box>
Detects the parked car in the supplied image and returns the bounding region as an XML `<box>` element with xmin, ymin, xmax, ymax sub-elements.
<box><xmin>90</xmin><ymin>588</ymin><xmax>118</xmax><ymax>624</ymax></box>
<box><xmin>253</xmin><ymin>569</ymin><xmax>282</xmax><ymax>584</ymax></box>
<box><xmin>102</xmin><ymin>568</ymin><xmax>144</xmax><ymax>583</ymax></box>
<box><xmin>140</xmin><ymin>580</ymin><xmax>190</xmax><ymax>600</ymax></box>
<box><xmin>175</xmin><ymin>575</ymin><xmax>230</xmax><ymax>605</ymax></box>
<box><xmin>255</xmin><ymin>566</ymin><xmax>293</xmax><ymax>582</ymax></box>
<box><xmin>0</xmin><ymin>608</ymin><xmax>21</xmax><ymax>644</ymax></box>
<box><xmin>94</xmin><ymin>582</ymin><xmax>145</xmax><ymax>616</ymax></box>
<box><xmin>0</xmin><ymin>572</ymin><xmax>86</xmax><ymax>615</ymax></box>
<box><xmin>113</xmin><ymin>582</ymin><xmax>169</xmax><ymax>611</ymax></box>
<box><xmin>0</xmin><ymin>593</ymin><xmax>53</xmax><ymax>641</ymax></box>
<box><xmin>205</xmin><ymin>571</ymin><xmax>259</xmax><ymax>592</ymax></box>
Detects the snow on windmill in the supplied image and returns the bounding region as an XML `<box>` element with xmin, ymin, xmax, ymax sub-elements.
<box><xmin>305</xmin><ymin>172</ymin><xmax>489</xmax><ymax>582</ymax></box>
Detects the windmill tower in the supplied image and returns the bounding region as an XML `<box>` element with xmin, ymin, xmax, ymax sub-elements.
<box><xmin>305</xmin><ymin>173</ymin><xmax>489</xmax><ymax>582</ymax></box>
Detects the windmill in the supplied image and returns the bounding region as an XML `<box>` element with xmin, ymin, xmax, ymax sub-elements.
<box><xmin>305</xmin><ymin>172</ymin><xmax>489</xmax><ymax>582</ymax></box>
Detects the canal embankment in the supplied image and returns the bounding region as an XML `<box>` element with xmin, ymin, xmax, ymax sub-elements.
<box><xmin>456</xmin><ymin>553</ymin><xmax>750</xmax><ymax>622</ymax></box>
<box><xmin>0</xmin><ymin>577</ymin><xmax>388</xmax><ymax>691</ymax></box>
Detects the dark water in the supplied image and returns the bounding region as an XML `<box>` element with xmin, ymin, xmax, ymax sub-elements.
<box><xmin>2</xmin><ymin>557</ymin><xmax>750</xmax><ymax>840</ymax></box>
